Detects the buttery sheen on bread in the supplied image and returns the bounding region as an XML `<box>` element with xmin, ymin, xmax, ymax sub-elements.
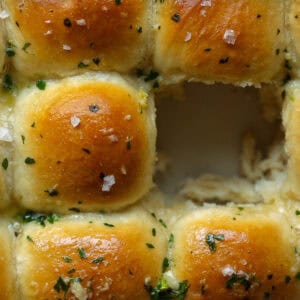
<box><xmin>4</xmin><ymin>0</ymin><xmax>150</xmax><ymax>77</ymax></box>
<box><xmin>153</xmin><ymin>0</ymin><xmax>286</xmax><ymax>85</ymax></box>
<box><xmin>13</xmin><ymin>73</ymin><xmax>156</xmax><ymax>213</ymax></box>
<box><xmin>170</xmin><ymin>205</ymin><xmax>300</xmax><ymax>299</ymax></box>
<box><xmin>0</xmin><ymin>0</ymin><xmax>300</xmax><ymax>299</ymax></box>
<box><xmin>16</xmin><ymin>210</ymin><xmax>167</xmax><ymax>300</ymax></box>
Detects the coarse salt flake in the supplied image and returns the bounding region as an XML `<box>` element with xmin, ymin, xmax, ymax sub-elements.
<box><xmin>44</xmin><ymin>20</ymin><xmax>51</xmax><ymax>24</ymax></box>
<box><xmin>44</xmin><ymin>30</ymin><xmax>53</xmax><ymax>36</ymax></box>
<box><xmin>223</xmin><ymin>29</ymin><xmax>236</xmax><ymax>45</ymax></box>
<box><xmin>144</xmin><ymin>277</ymin><xmax>151</xmax><ymax>286</ymax></box>
<box><xmin>63</xmin><ymin>44</ymin><xmax>72</xmax><ymax>51</ymax></box>
<box><xmin>120</xmin><ymin>165</ymin><xmax>127</xmax><ymax>175</ymax></box>
<box><xmin>200</xmin><ymin>9</ymin><xmax>207</xmax><ymax>17</ymax></box>
<box><xmin>0</xmin><ymin>10</ymin><xmax>9</xmax><ymax>19</ymax></box>
<box><xmin>70</xmin><ymin>116</ymin><xmax>80</xmax><ymax>128</ymax></box>
<box><xmin>108</xmin><ymin>135</ymin><xmax>118</xmax><ymax>143</ymax></box>
<box><xmin>102</xmin><ymin>175</ymin><xmax>115</xmax><ymax>192</ymax></box>
<box><xmin>124</xmin><ymin>114</ymin><xmax>131</xmax><ymax>121</ymax></box>
<box><xmin>184</xmin><ymin>32</ymin><xmax>192</xmax><ymax>42</ymax></box>
<box><xmin>76</xmin><ymin>19</ymin><xmax>86</xmax><ymax>26</ymax></box>
<box><xmin>222</xmin><ymin>265</ymin><xmax>236</xmax><ymax>277</ymax></box>
<box><xmin>200</xmin><ymin>0</ymin><xmax>212</xmax><ymax>6</ymax></box>
<box><xmin>0</xmin><ymin>127</ymin><xmax>13</xmax><ymax>142</ymax></box>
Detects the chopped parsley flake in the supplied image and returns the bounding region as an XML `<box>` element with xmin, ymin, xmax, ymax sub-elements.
<box><xmin>126</xmin><ymin>139</ymin><xmax>131</xmax><ymax>150</ymax></box>
<box><xmin>115</xmin><ymin>0</ymin><xmax>121</xmax><ymax>4</ymax></box>
<box><xmin>162</xmin><ymin>257</ymin><xmax>169</xmax><ymax>272</ymax></box>
<box><xmin>26</xmin><ymin>235</ymin><xmax>34</xmax><ymax>243</ymax></box>
<box><xmin>146</xmin><ymin>243</ymin><xmax>155</xmax><ymax>249</ymax></box>
<box><xmin>78</xmin><ymin>61</ymin><xmax>89</xmax><ymax>68</ymax></box>
<box><xmin>296</xmin><ymin>210</ymin><xmax>300</xmax><ymax>216</ymax></box>
<box><xmin>63</xmin><ymin>256</ymin><xmax>72</xmax><ymax>263</ymax></box>
<box><xmin>151</xmin><ymin>212</ymin><xmax>157</xmax><ymax>219</ymax></box>
<box><xmin>144</xmin><ymin>70</ymin><xmax>159</xmax><ymax>82</ymax></box>
<box><xmin>21</xmin><ymin>135</ymin><xmax>25</xmax><ymax>144</ymax></box>
<box><xmin>44</xmin><ymin>188</ymin><xmax>59</xmax><ymax>197</ymax></box>
<box><xmin>63</xmin><ymin>18</ymin><xmax>72</xmax><ymax>27</ymax></box>
<box><xmin>2</xmin><ymin>158</ymin><xmax>8</xmax><ymax>170</ymax></box>
<box><xmin>78</xmin><ymin>248</ymin><xmax>86</xmax><ymax>259</ymax></box>
<box><xmin>22</xmin><ymin>42</ymin><xmax>31</xmax><ymax>52</ymax></box>
<box><xmin>82</xmin><ymin>148</ymin><xmax>90</xmax><ymax>154</ymax></box>
<box><xmin>152</xmin><ymin>228</ymin><xmax>156</xmax><ymax>236</ymax></box>
<box><xmin>6</xmin><ymin>45</ymin><xmax>15</xmax><ymax>57</ymax></box>
<box><xmin>3</xmin><ymin>74</ymin><xmax>13</xmax><ymax>91</ymax></box>
<box><xmin>54</xmin><ymin>276</ymin><xmax>69</xmax><ymax>293</ymax></box>
<box><xmin>159</xmin><ymin>218</ymin><xmax>167</xmax><ymax>228</ymax></box>
<box><xmin>226</xmin><ymin>272</ymin><xmax>255</xmax><ymax>290</ymax></box>
<box><xmin>219</xmin><ymin>57</ymin><xmax>229</xmax><ymax>64</ymax></box>
<box><xmin>23</xmin><ymin>210</ymin><xmax>60</xmax><ymax>226</ymax></box>
<box><xmin>205</xmin><ymin>233</ymin><xmax>225</xmax><ymax>252</ymax></box>
<box><xmin>92</xmin><ymin>57</ymin><xmax>101</xmax><ymax>65</ymax></box>
<box><xmin>68</xmin><ymin>207</ymin><xmax>80</xmax><ymax>212</ymax></box>
<box><xmin>103</xmin><ymin>222</ymin><xmax>114</xmax><ymax>227</ymax></box>
<box><xmin>25</xmin><ymin>157</ymin><xmax>35</xmax><ymax>164</ymax></box>
<box><xmin>168</xmin><ymin>233</ymin><xmax>174</xmax><ymax>247</ymax></box>
<box><xmin>145</xmin><ymin>276</ymin><xmax>188</xmax><ymax>300</ymax></box>
<box><xmin>89</xmin><ymin>104</ymin><xmax>100</xmax><ymax>113</ymax></box>
<box><xmin>295</xmin><ymin>272</ymin><xmax>300</xmax><ymax>280</ymax></box>
<box><xmin>285</xmin><ymin>275</ymin><xmax>291</xmax><ymax>284</ymax></box>
<box><xmin>171</xmin><ymin>13</ymin><xmax>180</xmax><ymax>23</ymax></box>
<box><xmin>91</xmin><ymin>257</ymin><xmax>104</xmax><ymax>264</ymax></box>
<box><xmin>36</xmin><ymin>80</ymin><xmax>46</xmax><ymax>90</ymax></box>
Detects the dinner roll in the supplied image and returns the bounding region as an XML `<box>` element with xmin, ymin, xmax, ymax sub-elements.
<box><xmin>283</xmin><ymin>81</ymin><xmax>300</xmax><ymax>200</ymax></box>
<box><xmin>0</xmin><ymin>220</ymin><xmax>17</xmax><ymax>299</ymax></box>
<box><xmin>170</xmin><ymin>205</ymin><xmax>300</xmax><ymax>299</ymax></box>
<box><xmin>3</xmin><ymin>0</ymin><xmax>150</xmax><ymax>78</ymax></box>
<box><xmin>153</xmin><ymin>0</ymin><xmax>286</xmax><ymax>85</ymax></box>
<box><xmin>13</xmin><ymin>73</ymin><xmax>156</xmax><ymax>213</ymax></box>
<box><xmin>16</xmin><ymin>210</ymin><xmax>167</xmax><ymax>299</ymax></box>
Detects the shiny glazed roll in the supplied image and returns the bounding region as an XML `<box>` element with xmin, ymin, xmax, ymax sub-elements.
<box><xmin>3</xmin><ymin>0</ymin><xmax>150</xmax><ymax>77</ymax></box>
<box><xmin>16</xmin><ymin>210</ymin><xmax>167</xmax><ymax>299</ymax></box>
<box><xmin>13</xmin><ymin>73</ymin><xmax>156</xmax><ymax>213</ymax></box>
<box><xmin>153</xmin><ymin>0</ymin><xmax>286</xmax><ymax>85</ymax></box>
<box><xmin>170</xmin><ymin>206</ymin><xmax>300</xmax><ymax>299</ymax></box>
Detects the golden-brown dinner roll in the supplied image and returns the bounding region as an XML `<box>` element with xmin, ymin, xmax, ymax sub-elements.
<box><xmin>3</xmin><ymin>0</ymin><xmax>150</xmax><ymax>78</ymax></box>
<box><xmin>0</xmin><ymin>220</ymin><xmax>17</xmax><ymax>299</ymax></box>
<box><xmin>153</xmin><ymin>0</ymin><xmax>286</xmax><ymax>85</ymax></box>
<box><xmin>283</xmin><ymin>81</ymin><xmax>300</xmax><ymax>200</ymax></box>
<box><xmin>16</xmin><ymin>210</ymin><xmax>167</xmax><ymax>299</ymax></box>
<box><xmin>13</xmin><ymin>73</ymin><xmax>156</xmax><ymax>213</ymax></box>
<box><xmin>170</xmin><ymin>205</ymin><xmax>300</xmax><ymax>299</ymax></box>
